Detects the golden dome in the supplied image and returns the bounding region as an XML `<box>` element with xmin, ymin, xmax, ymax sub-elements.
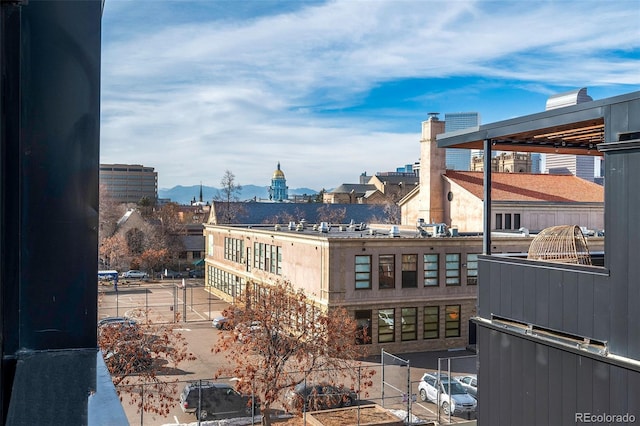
<box><xmin>272</xmin><ymin>162</ymin><xmax>285</xmax><ymax>179</ymax></box>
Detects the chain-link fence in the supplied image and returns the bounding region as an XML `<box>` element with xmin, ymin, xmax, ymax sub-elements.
<box><xmin>115</xmin><ymin>355</ymin><xmax>479</xmax><ymax>426</ymax></box>
<box><xmin>98</xmin><ymin>280</ymin><xmax>227</xmax><ymax>324</ymax></box>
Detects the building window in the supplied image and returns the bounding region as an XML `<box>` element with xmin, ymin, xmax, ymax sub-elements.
<box><xmin>401</xmin><ymin>307</ymin><xmax>417</xmax><ymax>341</ymax></box>
<box><xmin>505</xmin><ymin>213</ymin><xmax>512</xmax><ymax>230</ymax></box>
<box><xmin>514</xmin><ymin>213</ymin><xmax>521</xmax><ymax>229</ymax></box>
<box><xmin>423</xmin><ymin>306</ymin><xmax>439</xmax><ymax>339</ymax></box>
<box><xmin>379</xmin><ymin>255</ymin><xmax>395</xmax><ymax>289</ymax></box>
<box><xmin>466</xmin><ymin>253</ymin><xmax>479</xmax><ymax>285</ymax></box>
<box><xmin>378</xmin><ymin>309</ymin><xmax>395</xmax><ymax>343</ymax></box>
<box><xmin>445</xmin><ymin>254</ymin><xmax>460</xmax><ymax>285</ymax></box>
<box><xmin>355</xmin><ymin>310</ymin><xmax>372</xmax><ymax>345</ymax></box>
<box><xmin>252</xmin><ymin>242</ymin><xmax>281</xmax><ymax>275</ymax></box>
<box><xmin>402</xmin><ymin>254</ymin><xmax>417</xmax><ymax>288</ymax></box>
<box><xmin>224</xmin><ymin>237</ymin><xmax>244</xmax><ymax>263</ymax></box>
<box><xmin>423</xmin><ymin>254</ymin><xmax>438</xmax><ymax>286</ymax></box>
<box><xmin>495</xmin><ymin>213</ymin><xmax>503</xmax><ymax>230</ymax></box>
<box><xmin>445</xmin><ymin>305</ymin><xmax>461</xmax><ymax>338</ymax></box>
<box><xmin>355</xmin><ymin>255</ymin><xmax>372</xmax><ymax>289</ymax></box>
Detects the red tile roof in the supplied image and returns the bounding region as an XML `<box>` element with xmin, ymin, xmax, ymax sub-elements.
<box><xmin>444</xmin><ymin>171</ymin><xmax>604</xmax><ymax>202</ymax></box>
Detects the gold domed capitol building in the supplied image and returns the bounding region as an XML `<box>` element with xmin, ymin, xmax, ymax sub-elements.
<box><xmin>269</xmin><ymin>162</ymin><xmax>288</xmax><ymax>202</ymax></box>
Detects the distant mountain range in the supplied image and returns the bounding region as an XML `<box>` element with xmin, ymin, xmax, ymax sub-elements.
<box><xmin>159</xmin><ymin>185</ymin><xmax>319</xmax><ymax>205</ymax></box>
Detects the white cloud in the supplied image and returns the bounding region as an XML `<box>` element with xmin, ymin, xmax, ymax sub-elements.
<box><xmin>100</xmin><ymin>0</ymin><xmax>640</xmax><ymax>190</ymax></box>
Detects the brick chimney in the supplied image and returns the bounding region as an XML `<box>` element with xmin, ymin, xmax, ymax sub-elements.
<box><xmin>418</xmin><ymin>114</ymin><xmax>446</xmax><ymax>223</ymax></box>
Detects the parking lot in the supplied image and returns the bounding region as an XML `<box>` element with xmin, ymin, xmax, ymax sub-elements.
<box><xmin>99</xmin><ymin>281</ymin><xmax>477</xmax><ymax>425</ymax></box>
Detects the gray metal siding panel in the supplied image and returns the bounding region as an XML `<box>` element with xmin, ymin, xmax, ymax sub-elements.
<box><xmin>479</xmin><ymin>329</ymin><xmax>640</xmax><ymax>425</ymax></box>
<box><xmin>561</xmin><ymin>350</ymin><xmax>578</xmax><ymax>422</ymax></box>
<box><xmin>534</xmin><ymin>344</ymin><xmax>549</xmax><ymax>425</ymax></box>
<box><xmin>561</xmin><ymin>271</ymin><xmax>578</xmax><ymax>333</ymax></box>
<box><xmin>547</xmin><ymin>348</ymin><xmax>563</xmax><ymax>419</ymax></box>
<box><xmin>592</xmin><ymin>278</ymin><xmax>611</xmax><ymax>341</ymax></box>
<box><xmin>500</xmin><ymin>263</ymin><xmax>512</xmax><ymax>319</ymax></box>
<box><xmin>477</xmin><ymin>259</ymin><xmax>491</xmax><ymax>318</ymax></box>
<box><xmin>523</xmin><ymin>265</ymin><xmax>537</xmax><ymax>323</ymax></box>
<box><xmin>576</xmin><ymin>273</ymin><xmax>595</xmax><ymax>338</ymax></box>
<box><xmin>592</xmin><ymin>361</ymin><xmax>611</xmax><ymax>415</ymax></box>
<box><xmin>576</xmin><ymin>355</ymin><xmax>594</xmax><ymax>411</ymax></box>
<box><xmin>534</xmin><ymin>267</ymin><xmax>550</xmax><ymax>326</ymax></box>
<box><xmin>625</xmin><ymin>151</ymin><xmax>640</xmax><ymax>359</ymax></box>
<box><xmin>548</xmin><ymin>272</ymin><xmax>563</xmax><ymax>331</ymax></box>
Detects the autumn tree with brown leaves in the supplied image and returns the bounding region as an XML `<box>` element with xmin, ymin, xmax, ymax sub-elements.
<box><xmin>98</xmin><ymin>310</ymin><xmax>196</xmax><ymax>419</ymax></box>
<box><xmin>213</xmin><ymin>281</ymin><xmax>375</xmax><ymax>425</ymax></box>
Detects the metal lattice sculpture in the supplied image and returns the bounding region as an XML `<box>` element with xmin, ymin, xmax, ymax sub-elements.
<box><xmin>527</xmin><ymin>225</ymin><xmax>592</xmax><ymax>265</ymax></box>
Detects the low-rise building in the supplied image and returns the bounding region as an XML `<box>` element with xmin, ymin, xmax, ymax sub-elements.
<box><xmin>203</xmin><ymin>219</ymin><xmax>603</xmax><ymax>355</ymax></box>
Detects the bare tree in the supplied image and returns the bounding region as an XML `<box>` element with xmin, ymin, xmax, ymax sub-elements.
<box><xmin>98</xmin><ymin>184</ymin><xmax>126</xmax><ymax>258</ymax></box>
<box><xmin>213</xmin><ymin>281</ymin><xmax>375</xmax><ymax>425</ymax></box>
<box><xmin>215</xmin><ymin>170</ymin><xmax>245</xmax><ymax>224</ymax></box>
<box><xmin>316</xmin><ymin>205</ymin><xmax>347</xmax><ymax>224</ymax></box>
<box><xmin>98</xmin><ymin>311</ymin><xmax>196</xmax><ymax>418</ymax></box>
<box><xmin>99</xmin><ymin>234</ymin><xmax>129</xmax><ymax>271</ymax></box>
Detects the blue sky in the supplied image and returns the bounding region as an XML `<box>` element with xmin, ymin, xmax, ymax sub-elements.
<box><xmin>100</xmin><ymin>0</ymin><xmax>640</xmax><ymax>191</ymax></box>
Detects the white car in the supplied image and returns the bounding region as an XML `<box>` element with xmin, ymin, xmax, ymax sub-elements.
<box><xmin>418</xmin><ymin>373</ymin><xmax>476</xmax><ymax>417</ymax></box>
<box><xmin>457</xmin><ymin>374</ymin><xmax>477</xmax><ymax>399</ymax></box>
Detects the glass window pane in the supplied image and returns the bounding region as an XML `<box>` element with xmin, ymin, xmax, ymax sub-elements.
<box><xmin>378</xmin><ymin>309</ymin><xmax>395</xmax><ymax>343</ymax></box>
<box><xmin>445</xmin><ymin>305</ymin><xmax>461</xmax><ymax>338</ymax></box>
<box><xmin>423</xmin><ymin>254</ymin><xmax>439</xmax><ymax>286</ymax></box>
<box><xmin>379</xmin><ymin>255</ymin><xmax>395</xmax><ymax>289</ymax></box>
<box><xmin>401</xmin><ymin>307</ymin><xmax>417</xmax><ymax>341</ymax></box>
<box><xmin>423</xmin><ymin>306</ymin><xmax>439</xmax><ymax>339</ymax></box>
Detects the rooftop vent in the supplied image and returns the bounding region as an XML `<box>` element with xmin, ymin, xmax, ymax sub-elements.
<box><xmin>545</xmin><ymin>87</ymin><xmax>592</xmax><ymax>111</ymax></box>
<box><xmin>318</xmin><ymin>222</ymin><xmax>329</xmax><ymax>233</ymax></box>
<box><xmin>389</xmin><ymin>226</ymin><xmax>400</xmax><ymax>238</ymax></box>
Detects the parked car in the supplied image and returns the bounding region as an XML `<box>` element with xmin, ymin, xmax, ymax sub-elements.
<box><xmin>236</xmin><ymin>321</ymin><xmax>262</xmax><ymax>343</ymax></box>
<box><xmin>97</xmin><ymin>316</ymin><xmax>137</xmax><ymax>329</ymax></box>
<box><xmin>179</xmin><ymin>381</ymin><xmax>259</xmax><ymax>421</ymax></box>
<box><xmin>418</xmin><ymin>373</ymin><xmax>476</xmax><ymax>417</ymax></box>
<box><xmin>188</xmin><ymin>269</ymin><xmax>204</xmax><ymax>278</ymax></box>
<box><xmin>122</xmin><ymin>270</ymin><xmax>148</xmax><ymax>279</ymax></box>
<box><xmin>457</xmin><ymin>374</ymin><xmax>477</xmax><ymax>399</ymax></box>
<box><xmin>285</xmin><ymin>382</ymin><xmax>357</xmax><ymax>413</ymax></box>
<box><xmin>212</xmin><ymin>315</ymin><xmax>231</xmax><ymax>330</ymax></box>
<box><xmin>163</xmin><ymin>270</ymin><xmax>183</xmax><ymax>279</ymax></box>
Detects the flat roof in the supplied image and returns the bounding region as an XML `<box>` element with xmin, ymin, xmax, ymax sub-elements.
<box><xmin>436</xmin><ymin>91</ymin><xmax>640</xmax><ymax>155</ymax></box>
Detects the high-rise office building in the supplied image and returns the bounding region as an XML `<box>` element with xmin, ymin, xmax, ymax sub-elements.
<box><xmin>99</xmin><ymin>164</ymin><xmax>158</xmax><ymax>204</ymax></box>
<box><xmin>444</xmin><ymin>112</ymin><xmax>480</xmax><ymax>170</ymax></box>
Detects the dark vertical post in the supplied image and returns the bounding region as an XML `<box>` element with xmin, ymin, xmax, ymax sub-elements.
<box><xmin>483</xmin><ymin>139</ymin><xmax>492</xmax><ymax>255</ymax></box>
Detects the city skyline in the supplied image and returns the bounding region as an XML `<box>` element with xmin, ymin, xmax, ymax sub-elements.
<box><xmin>100</xmin><ymin>0</ymin><xmax>640</xmax><ymax>190</ymax></box>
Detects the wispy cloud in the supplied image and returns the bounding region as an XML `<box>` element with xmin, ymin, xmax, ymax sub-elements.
<box><xmin>101</xmin><ymin>0</ymin><xmax>640</xmax><ymax>190</ymax></box>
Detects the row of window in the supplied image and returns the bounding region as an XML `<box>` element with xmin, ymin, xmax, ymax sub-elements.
<box><xmin>355</xmin><ymin>305</ymin><xmax>462</xmax><ymax>344</ymax></box>
<box><xmin>207</xmin><ymin>266</ymin><xmax>245</xmax><ymax>297</ymax></box>
<box><xmin>356</xmin><ymin>253</ymin><xmax>478</xmax><ymax>289</ymax></box>
<box><xmin>224</xmin><ymin>237</ymin><xmax>244</xmax><ymax>263</ymax></box>
<box><xmin>253</xmin><ymin>242</ymin><xmax>282</xmax><ymax>275</ymax></box>
<box><xmin>495</xmin><ymin>213</ymin><xmax>521</xmax><ymax>230</ymax></box>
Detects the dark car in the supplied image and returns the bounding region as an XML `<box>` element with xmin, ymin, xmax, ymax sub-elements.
<box><xmin>163</xmin><ymin>270</ymin><xmax>183</xmax><ymax>279</ymax></box>
<box><xmin>179</xmin><ymin>382</ymin><xmax>259</xmax><ymax>421</ymax></box>
<box><xmin>188</xmin><ymin>269</ymin><xmax>204</xmax><ymax>278</ymax></box>
<box><xmin>97</xmin><ymin>316</ymin><xmax>138</xmax><ymax>333</ymax></box>
<box><xmin>285</xmin><ymin>382</ymin><xmax>357</xmax><ymax>413</ymax></box>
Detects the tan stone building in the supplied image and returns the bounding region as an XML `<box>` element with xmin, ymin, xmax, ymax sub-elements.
<box><xmin>202</xmin><ymin>217</ymin><xmax>597</xmax><ymax>355</ymax></box>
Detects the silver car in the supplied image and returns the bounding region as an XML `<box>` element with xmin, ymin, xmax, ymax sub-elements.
<box><xmin>122</xmin><ymin>270</ymin><xmax>148</xmax><ymax>279</ymax></box>
<box><xmin>457</xmin><ymin>374</ymin><xmax>477</xmax><ymax>399</ymax></box>
<box><xmin>418</xmin><ymin>373</ymin><xmax>476</xmax><ymax>416</ymax></box>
